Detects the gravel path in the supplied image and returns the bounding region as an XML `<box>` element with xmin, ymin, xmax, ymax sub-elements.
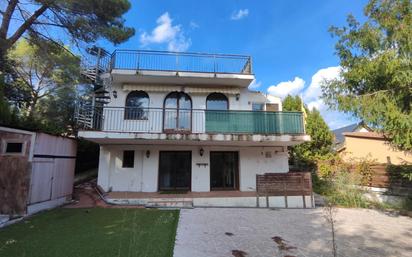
<box><xmin>173</xmin><ymin>208</ymin><xmax>412</xmax><ymax>257</ymax></box>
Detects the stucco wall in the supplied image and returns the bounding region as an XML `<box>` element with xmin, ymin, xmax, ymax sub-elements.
<box><xmin>108</xmin><ymin>83</ymin><xmax>275</xmax><ymax>111</ymax></box>
<box><xmin>97</xmin><ymin>145</ymin><xmax>289</xmax><ymax>192</ymax></box>
<box><xmin>341</xmin><ymin>136</ymin><xmax>412</xmax><ymax>165</ymax></box>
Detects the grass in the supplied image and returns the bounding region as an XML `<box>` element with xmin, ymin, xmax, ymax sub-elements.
<box><xmin>0</xmin><ymin>208</ymin><xmax>179</xmax><ymax>257</ymax></box>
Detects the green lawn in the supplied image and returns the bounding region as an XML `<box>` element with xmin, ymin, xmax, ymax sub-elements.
<box><xmin>0</xmin><ymin>208</ymin><xmax>179</xmax><ymax>257</ymax></box>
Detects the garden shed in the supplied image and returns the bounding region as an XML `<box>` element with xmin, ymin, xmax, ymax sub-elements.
<box><xmin>0</xmin><ymin>126</ymin><xmax>77</xmax><ymax>216</ymax></box>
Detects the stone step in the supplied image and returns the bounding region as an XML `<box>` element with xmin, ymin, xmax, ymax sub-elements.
<box><xmin>145</xmin><ymin>200</ymin><xmax>193</xmax><ymax>209</ymax></box>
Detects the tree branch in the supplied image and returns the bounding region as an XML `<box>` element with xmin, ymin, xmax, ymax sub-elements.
<box><xmin>0</xmin><ymin>0</ymin><xmax>19</xmax><ymax>40</ymax></box>
<box><xmin>6</xmin><ymin>4</ymin><xmax>49</xmax><ymax>49</ymax></box>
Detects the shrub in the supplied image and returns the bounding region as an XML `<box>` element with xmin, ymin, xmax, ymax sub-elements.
<box><xmin>387</xmin><ymin>164</ymin><xmax>412</xmax><ymax>181</ymax></box>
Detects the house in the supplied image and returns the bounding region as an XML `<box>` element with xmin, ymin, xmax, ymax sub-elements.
<box><xmin>333</xmin><ymin>123</ymin><xmax>412</xmax><ymax>165</ymax></box>
<box><xmin>76</xmin><ymin>49</ymin><xmax>311</xmax><ymax>208</ymax></box>
<box><xmin>0</xmin><ymin>126</ymin><xmax>77</xmax><ymax>216</ymax></box>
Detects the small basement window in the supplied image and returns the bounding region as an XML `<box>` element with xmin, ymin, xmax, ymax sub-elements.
<box><xmin>122</xmin><ymin>150</ymin><xmax>135</xmax><ymax>168</ymax></box>
<box><xmin>5</xmin><ymin>142</ymin><xmax>23</xmax><ymax>153</ymax></box>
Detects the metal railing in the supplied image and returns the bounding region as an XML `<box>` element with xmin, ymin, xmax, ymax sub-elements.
<box><xmin>96</xmin><ymin>49</ymin><xmax>252</xmax><ymax>74</ymax></box>
<box><xmin>76</xmin><ymin>106</ymin><xmax>304</xmax><ymax>135</ymax></box>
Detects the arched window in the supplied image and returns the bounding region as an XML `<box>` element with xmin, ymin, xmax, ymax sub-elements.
<box><xmin>164</xmin><ymin>92</ymin><xmax>192</xmax><ymax>131</ymax></box>
<box><xmin>124</xmin><ymin>91</ymin><xmax>149</xmax><ymax>120</ymax></box>
<box><xmin>206</xmin><ymin>93</ymin><xmax>229</xmax><ymax>110</ymax></box>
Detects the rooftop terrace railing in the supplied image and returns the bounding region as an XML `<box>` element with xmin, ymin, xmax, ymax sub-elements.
<box><xmin>96</xmin><ymin>50</ymin><xmax>252</xmax><ymax>74</ymax></box>
<box><xmin>76</xmin><ymin>106</ymin><xmax>304</xmax><ymax>135</ymax></box>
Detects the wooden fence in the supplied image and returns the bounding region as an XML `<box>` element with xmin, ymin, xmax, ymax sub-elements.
<box><xmin>349</xmin><ymin>164</ymin><xmax>412</xmax><ymax>189</ymax></box>
<box><xmin>256</xmin><ymin>172</ymin><xmax>313</xmax><ymax>208</ymax></box>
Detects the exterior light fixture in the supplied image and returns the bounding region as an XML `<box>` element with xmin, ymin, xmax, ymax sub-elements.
<box><xmin>113</xmin><ymin>90</ymin><xmax>118</xmax><ymax>98</ymax></box>
<box><xmin>199</xmin><ymin>148</ymin><xmax>204</xmax><ymax>157</ymax></box>
<box><xmin>146</xmin><ymin>150</ymin><xmax>150</xmax><ymax>158</ymax></box>
<box><xmin>235</xmin><ymin>94</ymin><xmax>240</xmax><ymax>101</ymax></box>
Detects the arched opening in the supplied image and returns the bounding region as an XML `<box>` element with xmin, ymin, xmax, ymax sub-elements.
<box><xmin>206</xmin><ymin>93</ymin><xmax>229</xmax><ymax>110</ymax></box>
<box><xmin>164</xmin><ymin>92</ymin><xmax>192</xmax><ymax>131</ymax></box>
<box><xmin>124</xmin><ymin>91</ymin><xmax>149</xmax><ymax>120</ymax></box>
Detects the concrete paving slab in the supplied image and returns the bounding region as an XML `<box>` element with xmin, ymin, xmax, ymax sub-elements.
<box><xmin>174</xmin><ymin>208</ymin><xmax>412</xmax><ymax>257</ymax></box>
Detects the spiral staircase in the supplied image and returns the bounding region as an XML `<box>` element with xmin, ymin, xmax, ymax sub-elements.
<box><xmin>76</xmin><ymin>46</ymin><xmax>111</xmax><ymax>129</ymax></box>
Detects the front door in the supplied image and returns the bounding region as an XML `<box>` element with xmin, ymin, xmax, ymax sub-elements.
<box><xmin>159</xmin><ymin>151</ymin><xmax>191</xmax><ymax>191</ymax></box>
<box><xmin>210</xmin><ymin>151</ymin><xmax>239</xmax><ymax>190</ymax></box>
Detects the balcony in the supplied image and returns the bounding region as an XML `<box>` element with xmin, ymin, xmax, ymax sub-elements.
<box><xmin>94</xmin><ymin>50</ymin><xmax>255</xmax><ymax>87</ymax></box>
<box><xmin>76</xmin><ymin>106</ymin><xmax>308</xmax><ymax>146</ymax></box>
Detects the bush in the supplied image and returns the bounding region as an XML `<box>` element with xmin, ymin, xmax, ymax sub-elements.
<box><xmin>316</xmin><ymin>154</ymin><xmax>349</xmax><ymax>179</ymax></box>
<box><xmin>387</xmin><ymin>164</ymin><xmax>412</xmax><ymax>181</ymax></box>
<box><xmin>314</xmin><ymin>171</ymin><xmax>370</xmax><ymax>208</ymax></box>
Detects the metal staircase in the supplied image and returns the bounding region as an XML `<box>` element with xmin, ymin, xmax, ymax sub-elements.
<box><xmin>76</xmin><ymin>46</ymin><xmax>111</xmax><ymax>130</ymax></box>
<box><xmin>81</xmin><ymin>46</ymin><xmax>111</xmax><ymax>105</ymax></box>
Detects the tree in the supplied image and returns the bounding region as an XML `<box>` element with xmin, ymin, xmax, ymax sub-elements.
<box><xmin>282</xmin><ymin>94</ymin><xmax>303</xmax><ymax>111</ymax></box>
<box><xmin>294</xmin><ymin>108</ymin><xmax>334</xmax><ymax>162</ymax></box>
<box><xmin>37</xmin><ymin>85</ymin><xmax>77</xmax><ymax>134</ymax></box>
<box><xmin>282</xmin><ymin>96</ymin><xmax>334</xmax><ymax>166</ymax></box>
<box><xmin>0</xmin><ymin>0</ymin><xmax>134</xmax><ymax>69</ymax></box>
<box><xmin>322</xmin><ymin>0</ymin><xmax>412</xmax><ymax>150</ymax></box>
<box><xmin>0</xmin><ymin>0</ymin><xmax>135</xmax><ymax>119</ymax></box>
<box><xmin>7</xmin><ymin>38</ymin><xmax>80</xmax><ymax>120</ymax></box>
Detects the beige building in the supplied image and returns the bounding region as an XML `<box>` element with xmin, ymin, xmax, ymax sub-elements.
<box><xmin>338</xmin><ymin>131</ymin><xmax>412</xmax><ymax>165</ymax></box>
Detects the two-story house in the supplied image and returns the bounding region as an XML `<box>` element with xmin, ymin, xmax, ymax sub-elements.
<box><xmin>76</xmin><ymin>49</ymin><xmax>311</xmax><ymax>208</ymax></box>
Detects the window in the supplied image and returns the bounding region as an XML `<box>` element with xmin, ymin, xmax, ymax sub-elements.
<box><xmin>206</xmin><ymin>93</ymin><xmax>229</xmax><ymax>110</ymax></box>
<box><xmin>252</xmin><ymin>103</ymin><xmax>264</xmax><ymax>111</ymax></box>
<box><xmin>5</xmin><ymin>142</ymin><xmax>23</xmax><ymax>153</ymax></box>
<box><xmin>125</xmin><ymin>91</ymin><xmax>149</xmax><ymax>120</ymax></box>
<box><xmin>164</xmin><ymin>92</ymin><xmax>192</xmax><ymax>131</ymax></box>
<box><xmin>122</xmin><ymin>150</ymin><xmax>135</xmax><ymax>168</ymax></box>
<box><xmin>266</xmin><ymin>103</ymin><xmax>279</xmax><ymax>112</ymax></box>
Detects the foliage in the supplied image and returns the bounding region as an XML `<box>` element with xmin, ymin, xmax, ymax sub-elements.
<box><xmin>1</xmin><ymin>38</ymin><xmax>83</xmax><ymax>134</ymax></box>
<box><xmin>283</xmin><ymin>95</ymin><xmax>334</xmax><ymax>167</ymax></box>
<box><xmin>75</xmin><ymin>139</ymin><xmax>100</xmax><ymax>174</ymax></box>
<box><xmin>282</xmin><ymin>94</ymin><xmax>304</xmax><ymax>112</ymax></box>
<box><xmin>7</xmin><ymin>38</ymin><xmax>80</xmax><ymax>118</ymax></box>
<box><xmin>387</xmin><ymin>164</ymin><xmax>412</xmax><ymax>181</ymax></box>
<box><xmin>322</xmin><ymin>0</ymin><xmax>412</xmax><ymax>150</ymax></box>
<box><xmin>295</xmin><ymin>109</ymin><xmax>334</xmax><ymax>160</ymax></box>
<box><xmin>348</xmin><ymin>155</ymin><xmax>377</xmax><ymax>185</ymax></box>
<box><xmin>0</xmin><ymin>0</ymin><xmax>134</xmax><ymax>63</ymax></box>
<box><xmin>0</xmin><ymin>208</ymin><xmax>179</xmax><ymax>257</ymax></box>
<box><xmin>314</xmin><ymin>171</ymin><xmax>370</xmax><ymax>208</ymax></box>
<box><xmin>316</xmin><ymin>154</ymin><xmax>350</xmax><ymax>179</ymax></box>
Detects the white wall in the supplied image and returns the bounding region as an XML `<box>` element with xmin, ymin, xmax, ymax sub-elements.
<box><xmin>99</xmin><ymin>84</ymin><xmax>281</xmax><ymax>132</ymax></box>
<box><xmin>97</xmin><ymin>145</ymin><xmax>289</xmax><ymax>193</ymax></box>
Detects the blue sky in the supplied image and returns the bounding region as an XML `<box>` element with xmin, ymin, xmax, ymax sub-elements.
<box><xmin>105</xmin><ymin>0</ymin><xmax>369</xmax><ymax>129</ymax></box>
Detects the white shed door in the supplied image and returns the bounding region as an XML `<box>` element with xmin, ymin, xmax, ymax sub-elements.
<box><xmin>29</xmin><ymin>160</ymin><xmax>54</xmax><ymax>204</ymax></box>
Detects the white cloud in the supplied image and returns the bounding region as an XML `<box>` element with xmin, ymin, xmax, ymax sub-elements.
<box><xmin>266</xmin><ymin>66</ymin><xmax>354</xmax><ymax>129</ymax></box>
<box><xmin>303</xmin><ymin>66</ymin><xmax>341</xmax><ymax>105</ymax></box>
<box><xmin>267</xmin><ymin>77</ymin><xmax>305</xmax><ymax>99</ymax></box>
<box><xmin>248</xmin><ymin>79</ymin><xmax>262</xmax><ymax>90</ymax></box>
<box><xmin>231</xmin><ymin>9</ymin><xmax>249</xmax><ymax>20</ymax></box>
<box><xmin>189</xmin><ymin>21</ymin><xmax>199</xmax><ymax>29</ymax></box>
<box><xmin>140</xmin><ymin>12</ymin><xmax>191</xmax><ymax>52</ymax></box>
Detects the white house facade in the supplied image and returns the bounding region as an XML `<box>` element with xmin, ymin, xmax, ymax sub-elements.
<box><xmin>76</xmin><ymin>49</ymin><xmax>310</xmax><ymax>206</ymax></box>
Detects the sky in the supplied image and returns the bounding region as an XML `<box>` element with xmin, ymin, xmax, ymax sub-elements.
<box><xmin>104</xmin><ymin>0</ymin><xmax>369</xmax><ymax>129</ymax></box>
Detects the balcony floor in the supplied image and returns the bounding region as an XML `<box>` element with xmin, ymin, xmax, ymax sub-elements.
<box><xmin>78</xmin><ymin>130</ymin><xmax>310</xmax><ymax>146</ymax></box>
<box><xmin>111</xmin><ymin>69</ymin><xmax>255</xmax><ymax>87</ymax></box>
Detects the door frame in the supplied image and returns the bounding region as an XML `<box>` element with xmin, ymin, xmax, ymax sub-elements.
<box><xmin>209</xmin><ymin>151</ymin><xmax>239</xmax><ymax>191</ymax></box>
<box><xmin>158</xmin><ymin>151</ymin><xmax>192</xmax><ymax>191</ymax></box>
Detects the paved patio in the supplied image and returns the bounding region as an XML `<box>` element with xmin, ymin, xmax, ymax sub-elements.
<box><xmin>174</xmin><ymin>208</ymin><xmax>412</xmax><ymax>257</ymax></box>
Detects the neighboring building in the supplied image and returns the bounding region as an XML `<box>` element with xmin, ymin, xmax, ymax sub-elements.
<box><xmin>76</xmin><ymin>49</ymin><xmax>311</xmax><ymax>207</ymax></box>
<box><xmin>333</xmin><ymin>123</ymin><xmax>412</xmax><ymax>165</ymax></box>
<box><xmin>332</xmin><ymin>122</ymin><xmax>372</xmax><ymax>149</ymax></box>
<box><xmin>0</xmin><ymin>126</ymin><xmax>77</xmax><ymax>216</ymax></box>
